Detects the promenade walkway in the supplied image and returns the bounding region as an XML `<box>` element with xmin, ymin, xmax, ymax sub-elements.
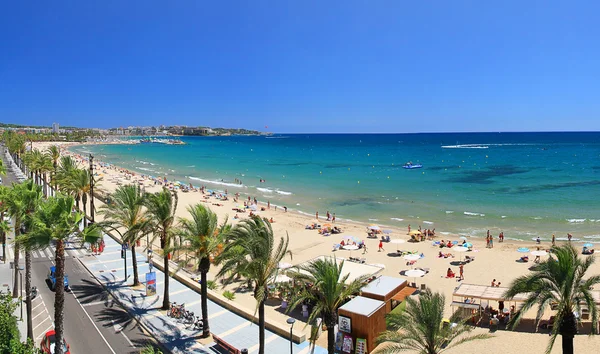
<box><xmin>82</xmin><ymin>235</ymin><xmax>326</xmax><ymax>354</ymax></box>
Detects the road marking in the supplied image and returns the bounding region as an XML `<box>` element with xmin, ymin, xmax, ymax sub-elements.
<box><xmin>32</xmin><ymin>301</ymin><xmax>44</xmax><ymax>311</ymax></box>
<box><xmin>71</xmin><ymin>281</ymin><xmax>118</xmax><ymax>354</ymax></box>
<box><xmin>248</xmin><ymin>333</ymin><xmax>278</xmax><ymax>353</ymax></box>
<box><xmin>169</xmin><ymin>288</ymin><xmax>190</xmax><ymax>296</ymax></box>
<box><xmin>83</xmin><ymin>300</ymin><xmax>112</xmax><ymax>307</ymax></box>
<box><xmin>36</xmin><ymin>325</ymin><xmax>55</xmax><ymax>341</ymax></box>
<box><xmin>43</xmin><ymin>248</ymin><xmax>53</xmax><ymax>258</ymax></box>
<box><xmin>32</xmin><ymin>311</ymin><xmax>48</xmax><ymax>321</ymax></box>
<box><xmin>33</xmin><ymin>316</ymin><xmax>51</xmax><ymax>331</ymax></box>
<box><xmin>111</xmin><ymin>319</ymin><xmax>136</xmax><ymax>348</ymax></box>
<box><xmin>33</xmin><ymin>250</ymin><xmax>40</xmax><ymax>258</ymax></box>
<box><xmin>208</xmin><ymin>309</ymin><xmax>228</xmax><ymax>319</ymax></box>
<box><xmin>216</xmin><ymin>321</ymin><xmax>252</xmax><ymax>338</ymax></box>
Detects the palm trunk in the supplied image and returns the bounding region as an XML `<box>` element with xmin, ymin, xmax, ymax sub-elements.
<box><xmin>54</xmin><ymin>239</ymin><xmax>66</xmax><ymax>354</ymax></box>
<box><xmin>42</xmin><ymin>173</ymin><xmax>48</xmax><ymax>198</ymax></box>
<box><xmin>326</xmin><ymin>315</ymin><xmax>336</xmax><ymax>354</ymax></box>
<box><xmin>1</xmin><ymin>211</ymin><xmax>5</xmax><ymax>263</ymax></box>
<box><xmin>562</xmin><ymin>335</ymin><xmax>574</xmax><ymax>354</ymax></box>
<box><xmin>560</xmin><ymin>312</ymin><xmax>577</xmax><ymax>354</ymax></box>
<box><xmin>258</xmin><ymin>297</ymin><xmax>265</xmax><ymax>354</ymax></box>
<box><xmin>131</xmin><ymin>246</ymin><xmax>139</xmax><ymax>286</ymax></box>
<box><xmin>82</xmin><ymin>195</ymin><xmax>87</xmax><ymax>228</ymax></box>
<box><xmin>162</xmin><ymin>250</ymin><xmax>170</xmax><ymax>310</ymax></box>
<box><xmin>12</xmin><ymin>224</ymin><xmax>20</xmax><ymax>298</ymax></box>
<box><xmin>199</xmin><ymin>257</ymin><xmax>210</xmax><ymax>338</ymax></box>
<box><xmin>25</xmin><ymin>249</ymin><xmax>33</xmax><ymax>340</ymax></box>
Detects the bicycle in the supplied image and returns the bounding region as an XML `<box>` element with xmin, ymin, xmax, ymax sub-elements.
<box><xmin>182</xmin><ymin>310</ymin><xmax>195</xmax><ymax>325</ymax></box>
<box><xmin>168</xmin><ymin>302</ymin><xmax>185</xmax><ymax>318</ymax></box>
<box><xmin>190</xmin><ymin>316</ymin><xmax>204</xmax><ymax>331</ymax></box>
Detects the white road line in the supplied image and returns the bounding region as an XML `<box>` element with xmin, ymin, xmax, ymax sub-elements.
<box><xmin>33</xmin><ymin>250</ymin><xmax>40</xmax><ymax>258</ymax></box>
<box><xmin>216</xmin><ymin>321</ymin><xmax>252</xmax><ymax>338</ymax></box>
<box><xmin>248</xmin><ymin>333</ymin><xmax>278</xmax><ymax>353</ymax></box>
<box><xmin>33</xmin><ymin>316</ymin><xmax>51</xmax><ymax>331</ymax></box>
<box><xmin>111</xmin><ymin>319</ymin><xmax>136</xmax><ymax>348</ymax></box>
<box><xmin>44</xmin><ymin>248</ymin><xmax>53</xmax><ymax>258</ymax></box>
<box><xmin>36</xmin><ymin>325</ymin><xmax>55</xmax><ymax>341</ymax></box>
<box><xmin>83</xmin><ymin>300</ymin><xmax>112</xmax><ymax>307</ymax></box>
<box><xmin>32</xmin><ymin>311</ymin><xmax>48</xmax><ymax>321</ymax></box>
<box><xmin>32</xmin><ymin>302</ymin><xmax>44</xmax><ymax>311</ymax></box>
<box><xmin>169</xmin><ymin>288</ymin><xmax>190</xmax><ymax>296</ymax></box>
<box><xmin>71</xmin><ymin>283</ymin><xmax>118</xmax><ymax>354</ymax></box>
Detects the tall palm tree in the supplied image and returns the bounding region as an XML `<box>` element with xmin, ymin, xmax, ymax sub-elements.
<box><xmin>176</xmin><ymin>203</ymin><xmax>228</xmax><ymax>338</ymax></box>
<box><xmin>38</xmin><ymin>153</ymin><xmax>53</xmax><ymax>198</ymax></box>
<box><xmin>287</xmin><ymin>258</ymin><xmax>370</xmax><ymax>354</ymax></box>
<box><xmin>375</xmin><ymin>290</ymin><xmax>490</xmax><ymax>354</ymax></box>
<box><xmin>54</xmin><ymin>155</ymin><xmax>78</xmax><ymax>193</ymax></box>
<box><xmin>503</xmin><ymin>244</ymin><xmax>600</xmax><ymax>354</ymax></box>
<box><xmin>216</xmin><ymin>216</ymin><xmax>291</xmax><ymax>354</ymax></box>
<box><xmin>98</xmin><ymin>184</ymin><xmax>149</xmax><ymax>286</ymax></box>
<box><xmin>5</xmin><ymin>180</ymin><xmax>42</xmax><ymax>341</ymax></box>
<box><xmin>47</xmin><ymin>145</ymin><xmax>60</xmax><ymax>196</ymax></box>
<box><xmin>143</xmin><ymin>188</ymin><xmax>178</xmax><ymax>310</ymax></box>
<box><xmin>17</xmin><ymin>195</ymin><xmax>101</xmax><ymax>354</ymax></box>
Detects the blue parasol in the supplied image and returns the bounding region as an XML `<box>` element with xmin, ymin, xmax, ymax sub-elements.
<box><xmin>517</xmin><ymin>247</ymin><xmax>530</xmax><ymax>253</ymax></box>
<box><xmin>583</xmin><ymin>243</ymin><xmax>594</xmax><ymax>248</ymax></box>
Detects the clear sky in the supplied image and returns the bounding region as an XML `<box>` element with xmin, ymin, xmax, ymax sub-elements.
<box><xmin>1</xmin><ymin>1</ymin><xmax>598</xmax><ymax>133</ymax></box>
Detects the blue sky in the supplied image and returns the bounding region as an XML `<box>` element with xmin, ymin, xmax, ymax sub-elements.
<box><xmin>1</xmin><ymin>1</ymin><xmax>598</xmax><ymax>133</ymax></box>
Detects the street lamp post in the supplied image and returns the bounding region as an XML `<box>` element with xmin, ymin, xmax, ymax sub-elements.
<box><xmin>89</xmin><ymin>154</ymin><xmax>95</xmax><ymax>224</ymax></box>
<box><xmin>286</xmin><ymin>318</ymin><xmax>296</xmax><ymax>354</ymax></box>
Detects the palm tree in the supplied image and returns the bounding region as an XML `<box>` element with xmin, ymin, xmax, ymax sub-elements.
<box><xmin>47</xmin><ymin>145</ymin><xmax>60</xmax><ymax>196</ymax></box>
<box><xmin>5</xmin><ymin>180</ymin><xmax>42</xmax><ymax>341</ymax></box>
<box><xmin>216</xmin><ymin>216</ymin><xmax>291</xmax><ymax>354</ymax></box>
<box><xmin>17</xmin><ymin>194</ymin><xmax>101</xmax><ymax>354</ymax></box>
<box><xmin>54</xmin><ymin>155</ymin><xmax>78</xmax><ymax>193</ymax></box>
<box><xmin>143</xmin><ymin>188</ymin><xmax>178</xmax><ymax>310</ymax></box>
<box><xmin>503</xmin><ymin>243</ymin><xmax>600</xmax><ymax>354</ymax></box>
<box><xmin>375</xmin><ymin>290</ymin><xmax>490</xmax><ymax>354</ymax></box>
<box><xmin>99</xmin><ymin>184</ymin><xmax>149</xmax><ymax>286</ymax></box>
<box><xmin>176</xmin><ymin>203</ymin><xmax>228</xmax><ymax>338</ymax></box>
<box><xmin>287</xmin><ymin>258</ymin><xmax>370</xmax><ymax>354</ymax></box>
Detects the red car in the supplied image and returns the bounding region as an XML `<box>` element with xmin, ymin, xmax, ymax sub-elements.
<box><xmin>40</xmin><ymin>330</ymin><xmax>70</xmax><ymax>354</ymax></box>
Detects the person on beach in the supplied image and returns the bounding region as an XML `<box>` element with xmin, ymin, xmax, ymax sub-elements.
<box><xmin>378</xmin><ymin>240</ymin><xmax>384</xmax><ymax>252</ymax></box>
<box><xmin>491</xmin><ymin>279</ymin><xmax>497</xmax><ymax>287</ymax></box>
<box><xmin>316</xmin><ymin>211</ymin><xmax>319</xmax><ymax>220</ymax></box>
<box><xmin>489</xmin><ymin>233</ymin><xmax>494</xmax><ymax>248</ymax></box>
<box><xmin>552</xmin><ymin>234</ymin><xmax>556</xmax><ymax>246</ymax></box>
<box><xmin>567</xmin><ymin>233</ymin><xmax>572</xmax><ymax>241</ymax></box>
<box><xmin>459</xmin><ymin>264</ymin><xmax>464</xmax><ymax>281</ymax></box>
<box><xmin>486</xmin><ymin>235</ymin><xmax>490</xmax><ymax>248</ymax></box>
<box><xmin>284</xmin><ymin>206</ymin><xmax>287</xmax><ymax>212</ymax></box>
<box><xmin>332</xmin><ymin>213</ymin><xmax>336</xmax><ymax>223</ymax></box>
<box><xmin>326</xmin><ymin>211</ymin><xmax>330</xmax><ymax>221</ymax></box>
<box><xmin>363</xmin><ymin>243</ymin><xmax>368</xmax><ymax>254</ymax></box>
<box><xmin>408</xmin><ymin>224</ymin><xmax>411</xmax><ymax>234</ymax></box>
<box><xmin>267</xmin><ymin>201</ymin><xmax>270</xmax><ymax>209</ymax></box>
<box><xmin>446</xmin><ymin>268</ymin><xmax>455</xmax><ymax>278</ymax></box>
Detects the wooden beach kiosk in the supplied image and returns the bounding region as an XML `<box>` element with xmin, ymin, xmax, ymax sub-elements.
<box><xmin>360</xmin><ymin>275</ymin><xmax>416</xmax><ymax>313</ymax></box>
<box><xmin>337</xmin><ymin>296</ymin><xmax>387</xmax><ymax>354</ymax></box>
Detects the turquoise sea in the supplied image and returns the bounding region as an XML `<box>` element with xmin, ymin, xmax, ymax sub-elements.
<box><xmin>71</xmin><ymin>132</ymin><xmax>600</xmax><ymax>243</ymax></box>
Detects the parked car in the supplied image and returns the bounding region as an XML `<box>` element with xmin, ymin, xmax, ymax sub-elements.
<box><xmin>40</xmin><ymin>330</ymin><xmax>70</xmax><ymax>354</ymax></box>
<box><xmin>47</xmin><ymin>266</ymin><xmax>70</xmax><ymax>292</ymax></box>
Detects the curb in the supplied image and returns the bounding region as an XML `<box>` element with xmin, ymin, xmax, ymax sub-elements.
<box><xmin>77</xmin><ymin>256</ymin><xmax>171</xmax><ymax>354</ymax></box>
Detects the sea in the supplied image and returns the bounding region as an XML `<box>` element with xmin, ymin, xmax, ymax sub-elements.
<box><xmin>70</xmin><ymin>132</ymin><xmax>600</xmax><ymax>243</ymax></box>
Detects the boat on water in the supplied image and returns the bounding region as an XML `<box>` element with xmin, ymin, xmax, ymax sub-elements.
<box><xmin>402</xmin><ymin>162</ymin><xmax>422</xmax><ymax>169</ymax></box>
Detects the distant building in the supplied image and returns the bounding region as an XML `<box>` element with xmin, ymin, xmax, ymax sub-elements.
<box><xmin>52</xmin><ymin>122</ymin><xmax>59</xmax><ymax>133</ymax></box>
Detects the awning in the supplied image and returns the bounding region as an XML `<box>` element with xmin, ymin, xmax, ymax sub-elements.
<box><xmin>450</xmin><ymin>301</ymin><xmax>481</xmax><ymax>310</ymax></box>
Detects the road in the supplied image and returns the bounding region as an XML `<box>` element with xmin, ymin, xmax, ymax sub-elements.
<box><xmin>2</xmin><ymin>147</ymin><xmax>159</xmax><ymax>353</ymax></box>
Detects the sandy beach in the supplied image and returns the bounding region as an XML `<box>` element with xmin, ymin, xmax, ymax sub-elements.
<box><xmin>32</xmin><ymin>141</ymin><xmax>600</xmax><ymax>353</ymax></box>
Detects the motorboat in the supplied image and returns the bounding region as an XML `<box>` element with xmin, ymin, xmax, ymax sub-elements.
<box><xmin>402</xmin><ymin>162</ymin><xmax>422</xmax><ymax>169</ymax></box>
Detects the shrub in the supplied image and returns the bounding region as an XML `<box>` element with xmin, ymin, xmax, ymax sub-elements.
<box><xmin>223</xmin><ymin>290</ymin><xmax>236</xmax><ymax>300</ymax></box>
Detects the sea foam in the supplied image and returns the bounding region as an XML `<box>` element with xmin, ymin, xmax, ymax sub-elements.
<box><xmin>464</xmin><ymin>211</ymin><xmax>485</xmax><ymax>217</ymax></box>
<box><xmin>188</xmin><ymin>176</ymin><xmax>244</xmax><ymax>188</ymax></box>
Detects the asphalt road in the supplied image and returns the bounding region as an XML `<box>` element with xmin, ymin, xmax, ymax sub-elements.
<box><xmin>2</xmin><ymin>147</ymin><xmax>160</xmax><ymax>353</ymax></box>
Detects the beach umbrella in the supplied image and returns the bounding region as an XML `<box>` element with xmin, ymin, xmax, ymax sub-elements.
<box><xmin>271</xmin><ymin>274</ymin><xmax>292</xmax><ymax>283</ymax></box>
<box><xmin>404</xmin><ymin>269</ymin><xmax>426</xmax><ymax>285</ymax></box>
<box><xmin>517</xmin><ymin>247</ymin><xmax>530</xmax><ymax>253</ymax></box>
<box><xmin>343</xmin><ymin>244</ymin><xmax>360</xmax><ymax>257</ymax></box>
<box><xmin>463</xmin><ymin>242</ymin><xmax>473</xmax><ymax>248</ymax></box>
<box><xmin>278</xmin><ymin>262</ymin><xmax>293</xmax><ymax>269</ymax></box>
<box><xmin>369</xmin><ymin>225</ymin><xmax>381</xmax><ymax>231</ymax></box>
<box><xmin>453</xmin><ymin>245</ymin><xmax>469</xmax><ymax>263</ymax></box>
<box><xmin>403</xmin><ymin>254</ymin><xmax>421</xmax><ymax>266</ymax></box>
<box><xmin>408</xmin><ymin>230</ymin><xmax>422</xmax><ymax>236</ymax></box>
<box><xmin>583</xmin><ymin>243</ymin><xmax>594</xmax><ymax>248</ymax></box>
<box><xmin>383</xmin><ymin>229</ymin><xmax>393</xmax><ymax>234</ymax></box>
<box><xmin>389</xmin><ymin>238</ymin><xmax>406</xmax><ymax>252</ymax></box>
<box><xmin>459</xmin><ymin>236</ymin><xmax>468</xmax><ymax>240</ymax></box>
<box><xmin>404</xmin><ymin>269</ymin><xmax>426</xmax><ymax>278</ymax></box>
<box><xmin>530</xmin><ymin>250</ymin><xmax>548</xmax><ymax>257</ymax></box>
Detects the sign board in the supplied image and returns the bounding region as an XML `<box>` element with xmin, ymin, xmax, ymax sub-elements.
<box><xmin>146</xmin><ymin>272</ymin><xmax>156</xmax><ymax>296</ymax></box>
<box><xmin>341</xmin><ymin>334</ymin><xmax>353</xmax><ymax>353</ymax></box>
<box><xmin>355</xmin><ymin>338</ymin><xmax>367</xmax><ymax>354</ymax></box>
<box><xmin>122</xmin><ymin>243</ymin><xmax>129</xmax><ymax>250</ymax></box>
<box><xmin>338</xmin><ymin>315</ymin><xmax>352</xmax><ymax>333</ymax></box>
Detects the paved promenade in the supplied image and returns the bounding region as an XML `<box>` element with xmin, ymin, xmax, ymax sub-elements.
<box><xmin>82</xmin><ymin>235</ymin><xmax>326</xmax><ymax>353</ymax></box>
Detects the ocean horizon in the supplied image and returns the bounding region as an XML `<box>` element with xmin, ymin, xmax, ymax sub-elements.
<box><xmin>70</xmin><ymin>132</ymin><xmax>600</xmax><ymax>243</ymax></box>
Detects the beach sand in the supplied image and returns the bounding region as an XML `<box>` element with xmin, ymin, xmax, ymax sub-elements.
<box><xmin>33</xmin><ymin>141</ymin><xmax>600</xmax><ymax>353</ymax></box>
